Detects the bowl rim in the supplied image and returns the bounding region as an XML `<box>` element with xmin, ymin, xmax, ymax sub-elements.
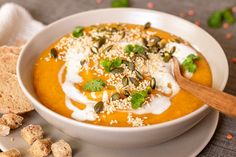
<box><xmin>17</xmin><ymin>8</ymin><xmax>229</xmax><ymax>131</ymax></box>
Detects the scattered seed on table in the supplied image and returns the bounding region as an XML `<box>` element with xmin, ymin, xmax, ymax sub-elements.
<box><xmin>232</xmin><ymin>6</ymin><xmax>236</xmax><ymax>13</ymax></box>
<box><xmin>96</xmin><ymin>0</ymin><xmax>103</xmax><ymax>5</ymax></box>
<box><xmin>223</xmin><ymin>22</ymin><xmax>229</xmax><ymax>29</ymax></box>
<box><xmin>226</xmin><ymin>133</ymin><xmax>234</xmax><ymax>140</ymax></box>
<box><xmin>231</xmin><ymin>58</ymin><xmax>236</xmax><ymax>63</ymax></box>
<box><xmin>179</xmin><ymin>12</ymin><xmax>185</xmax><ymax>18</ymax></box>
<box><xmin>225</xmin><ymin>33</ymin><xmax>233</xmax><ymax>40</ymax></box>
<box><xmin>187</xmin><ymin>9</ymin><xmax>195</xmax><ymax>16</ymax></box>
<box><xmin>194</xmin><ymin>20</ymin><xmax>201</xmax><ymax>26</ymax></box>
<box><xmin>147</xmin><ymin>2</ymin><xmax>155</xmax><ymax>9</ymax></box>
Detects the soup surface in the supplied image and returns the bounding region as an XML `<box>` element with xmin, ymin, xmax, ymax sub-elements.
<box><xmin>34</xmin><ymin>23</ymin><xmax>212</xmax><ymax>127</ymax></box>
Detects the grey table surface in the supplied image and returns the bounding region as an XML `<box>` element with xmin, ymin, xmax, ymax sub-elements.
<box><xmin>0</xmin><ymin>0</ymin><xmax>235</xmax><ymax>156</ymax></box>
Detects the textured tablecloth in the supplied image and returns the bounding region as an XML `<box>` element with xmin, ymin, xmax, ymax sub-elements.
<box><xmin>0</xmin><ymin>0</ymin><xmax>235</xmax><ymax>156</ymax></box>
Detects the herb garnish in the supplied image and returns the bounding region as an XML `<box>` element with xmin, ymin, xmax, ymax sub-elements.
<box><xmin>131</xmin><ymin>87</ymin><xmax>151</xmax><ymax>109</ymax></box>
<box><xmin>72</xmin><ymin>26</ymin><xmax>84</xmax><ymax>37</ymax></box>
<box><xmin>100</xmin><ymin>57</ymin><xmax>122</xmax><ymax>72</ymax></box>
<box><xmin>124</xmin><ymin>44</ymin><xmax>145</xmax><ymax>55</ymax></box>
<box><xmin>83</xmin><ymin>79</ymin><xmax>106</xmax><ymax>92</ymax></box>
<box><xmin>182</xmin><ymin>54</ymin><xmax>200</xmax><ymax>73</ymax></box>
<box><xmin>111</xmin><ymin>0</ymin><xmax>129</xmax><ymax>8</ymax></box>
<box><xmin>208</xmin><ymin>8</ymin><xmax>235</xmax><ymax>28</ymax></box>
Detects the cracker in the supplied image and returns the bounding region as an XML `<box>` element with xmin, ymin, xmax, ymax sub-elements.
<box><xmin>0</xmin><ymin>71</ymin><xmax>34</xmax><ymax>114</ymax></box>
<box><xmin>0</xmin><ymin>46</ymin><xmax>20</xmax><ymax>56</ymax></box>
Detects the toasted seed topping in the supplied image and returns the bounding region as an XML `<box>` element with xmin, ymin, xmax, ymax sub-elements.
<box><xmin>111</xmin><ymin>93</ymin><xmax>121</xmax><ymax>101</ymax></box>
<box><xmin>129</xmin><ymin>77</ymin><xmax>139</xmax><ymax>86</ymax></box>
<box><xmin>150</xmin><ymin>77</ymin><xmax>156</xmax><ymax>89</ymax></box>
<box><xmin>111</xmin><ymin>67</ymin><xmax>124</xmax><ymax>74</ymax></box>
<box><xmin>124</xmin><ymin>90</ymin><xmax>130</xmax><ymax>97</ymax></box>
<box><xmin>144</xmin><ymin>22</ymin><xmax>151</xmax><ymax>29</ymax></box>
<box><xmin>135</xmin><ymin>70</ymin><xmax>144</xmax><ymax>80</ymax></box>
<box><xmin>91</xmin><ymin>46</ymin><xmax>99</xmax><ymax>54</ymax></box>
<box><xmin>50</xmin><ymin>48</ymin><xmax>58</xmax><ymax>58</ymax></box>
<box><xmin>122</xmin><ymin>76</ymin><xmax>129</xmax><ymax>86</ymax></box>
<box><xmin>94</xmin><ymin>101</ymin><xmax>104</xmax><ymax>113</ymax></box>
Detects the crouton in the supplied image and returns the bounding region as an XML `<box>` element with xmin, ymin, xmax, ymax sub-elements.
<box><xmin>51</xmin><ymin>140</ymin><xmax>72</xmax><ymax>157</ymax></box>
<box><xmin>28</xmin><ymin>138</ymin><xmax>52</xmax><ymax>157</ymax></box>
<box><xmin>0</xmin><ymin>124</ymin><xmax>10</xmax><ymax>136</ymax></box>
<box><xmin>0</xmin><ymin>148</ymin><xmax>21</xmax><ymax>157</ymax></box>
<box><xmin>21</xmin><ymin>124</ymin><xmax>44</xmax><ymax>145</ymax></box>
<box><xmin>1</xmin><ymin>113</ymin><xmax>23</xmax><ymax>129</ymax></box>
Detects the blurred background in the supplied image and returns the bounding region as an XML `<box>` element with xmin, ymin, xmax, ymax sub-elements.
<box><xmin>0</xmin><ymin>0</ymin><xmax>235</xmax><ymax>156</ymax></box>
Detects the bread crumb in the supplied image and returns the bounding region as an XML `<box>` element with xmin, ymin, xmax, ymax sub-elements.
<box><xmin>2</xmin><ymin>113</ymin><xmax>23</xmax><ymax>129</ymax></box>
<box><xmin>0</xmin><ymin>148</ymin><xmax>21</xmax><ymax>157</ymax></box>
<box><xmin>28</xmin><ymin>138</ymin><xmax>52</xmax><ymax>157</ymax></box>
<box><xmin>0</xmin><ymin>124</ymin><xmax>10</xmax><ymax>136</ymax></box>
<box><xmin>51</xmin><ymin>140</ymin><xmax>72</xmax><ymax>157</ymax></box>
<box><xmin>21</xmin><ymin>124</ymin><xmax>44</xmax><ymax>145</ymax></box>
<box><xmin>226</xmin><ymin>133</ymin><xmax>234</xmax><ymax>140</ymax></box>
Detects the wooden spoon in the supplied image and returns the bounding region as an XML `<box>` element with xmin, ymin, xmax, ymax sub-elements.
<box><xmin>172</xmin><ymin>58</ymin><xmax>236</xmax><ymax>117</ymax></box>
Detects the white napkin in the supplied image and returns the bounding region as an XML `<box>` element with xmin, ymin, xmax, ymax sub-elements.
<box><xmin>0</xmin><ymin>3</ymin><xmax>45</xmax><ymax>46</ymax></box>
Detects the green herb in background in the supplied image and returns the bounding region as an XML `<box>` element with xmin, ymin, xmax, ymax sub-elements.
<box><xmin>112</xmin><ymin>0</ymin><xmax>129</xmax><ymax>8</ymax></box>
<box><xmin>72</xmin><ymin>26</ymin><xmax>84</xmax><ymax>37</ymax></box>
<box><xmin>208</xmin><ymin>7</ymin><xmax>235</xmax><ymax>28</ymax></box>
<box><xmin>208</xmin><ymin>11</ymin><xmax>224</xmax><ymax>28</ymax></box>
<box><xmin>83</xmin><ymin>79</ymin><xmax>106</xmax><ymax>92</ymax></box>
<box><xmin>223</xmin><ymin>8</ymin><xmax>235</xmax><ymax>24</ymax></box>
<box><xmin>182</xmin><ymin>54</ymin><xmax>200</xmax><ymax>73</ymax></box>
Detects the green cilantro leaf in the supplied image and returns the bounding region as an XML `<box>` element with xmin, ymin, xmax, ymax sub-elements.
<box><xmin>124</xmin><ymin>44</ymin><xmax>145</xmax><ymax>55</ymax></box>
<box><xmin>131</xmin><ymin>88</ymin><xmax>150</xmax><ymax>109</ymax></box>
<box><xmin>223</xmin><ymin>8</ymin><xmax>235</xmax><ymax>25</ymax></box>
<box><xmin>100</xmin><ymin>57</ymin><xmax>123</xmax><ymax>72</ymax></box>
<box><xmin>124</xmin><ymin>44</ymin><xmax>134</xmax><ymax>54</ymax></box>
<box><xmin>72</xmin><ymin>26</ymin><xmax>84</xmax><ymax>37</ymax></box>
<box><xmin>111</xmin><ymin>0</ymin><xmax>129</xmax><ymax>8</ymax></box>
<box><xmin>100</xmin><ymin>58</ymin><xmax>112</xmax><ymax>72</ymax></box>
<box><xmin>83</xmin><ymin>79</ymin><xmax>106</xmax><ymax>92</ymax></box>
<box><xmin>133</xmin><ymin>45</ymin><xmax>145</xmax><ymax>54</ymax></box>
<box><xmin>182</xmin><ymin>54</ymin><xmax>200</xmax><ymax>73</ymax></box>
<box><xmin>208</xmin><ymin>11</ymin><xmax>223</xmax><ymax>28</ymax></box>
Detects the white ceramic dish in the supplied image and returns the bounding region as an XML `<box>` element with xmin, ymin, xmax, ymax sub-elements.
<box><xmin>0</xmin><ymin>111</ymin><xmax>219</xmax><ymax>157</ymax></box>
<box><xmin>17</xmin><ymin>8</ymin><xmax>228</xmax><ymax>148</ymax></box>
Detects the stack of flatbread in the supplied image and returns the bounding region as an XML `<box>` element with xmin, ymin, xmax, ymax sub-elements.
<box><xmin>0</xmin><ymin>3</ymin><xmax>44</xmax><ymax>115</ymax></box>
<box><xmin>0</xmin><ymin>46</ymin><xmax>34</xmax><ymax>114</ymax></box>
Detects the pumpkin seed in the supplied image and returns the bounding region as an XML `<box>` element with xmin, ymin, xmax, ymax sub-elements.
<box><xmin>135</xmin><ymin>53</ymin><xmax>149</xmax><ymax>60</ymax></box>
<box><xmin>135</xmin><ymin>70</ymin><xmax>144</xmax><ymax>80</ymax></box>
<box><xmin>94</xmin><ymin>101</ymin><xmax>104</xmax><ymax>113</ymax></box>
<box><xmin>124</xmin><ymin>90</ymin><xmax>130</xmax><ymax>97</ymax></box>
<box><xmin>91</xmin><ymin>46</ymin><xmax>99</xmax><ymax>54</ymax></box>
<box><xmin>102</xmin><ymin>45</ymin><xmax>113</xmax><ymax>53</ymax></box>
<box><xmin>94</xmin><ymin>37</ymin><xmax>106</xmax><ymax>48</ymax></box>
<box><xmin>144</xmin><ymin>22</ymin><xmax>151</xmax><ymax>29</ymax></box>
<box><xmin>50</xmin><ymin>48</ymin><xmax>58</xmax><ymax>58</ymax></box>
<box><xmin>170</xmin><ymin>46</ymin><xmax>176</xmax><ymax>54</ymax></box>
<box><xmin>150</xmin><ymin>77</ymin><xmax>156</xmax><ymax>89</ymax></box>
<box><xmin>122</xmin><ymin>60</ymin><xmax>129</xmax><ymax>66</ymax></box>
<box><xmin>129</xmin><ymin>77</ymin><xmax>139</xmax><ymax>87</ymax></box>
<box><xmin>120</xmin><ymin>31</ymin><xmax>126</xmax><ymax>39</ymax></box>
<box><xmin>111</xmin><ymin>27</ymin><xmax>118</xmax><ymax>32</ymax></box>
<box><xmin>142</xmin><ymin>38</ymin><xmax>148</xmax><ymax>47</ymax></box>
<box><xmin>111</xmin><ymin>93</ymin><xmax>121</xmax><ymax>101</ymax></box>
<box><xmin>80</xmin><ymin>59</ymin><xmax>86</xmax><ymax>66</ymax></box>
<box><xmin>163</xmin><ymin>52</ymin><xmax>172</xmax><ymax>62</ymax></box>
<box><xmin>122</xmin><ymin>76</ymin><xmax>129</xmax><ymax>86</ymax></box>
<box><xmin>128</xmin><ymin>62</ymin><xmax>135</xmax><ymax>71</ymax></box>
<box><xmin>111</xmin><ymin>67</ymin><xmax>124</xmax><ymax>74</ymax></box>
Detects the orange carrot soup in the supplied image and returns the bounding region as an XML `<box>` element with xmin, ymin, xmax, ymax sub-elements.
<box><xmin>33</xmin><ymin>23</ymin><xmax>212</xmax><ymax>127</ymax></box>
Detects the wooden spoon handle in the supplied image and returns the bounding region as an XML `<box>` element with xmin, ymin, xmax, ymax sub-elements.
<box><xmin>178</xmin><ymin>77</ymin><xmax>236</xmax><ymax>117</ymax></box>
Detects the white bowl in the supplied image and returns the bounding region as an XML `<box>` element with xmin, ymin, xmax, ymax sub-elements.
<box><xmin>17</xmin><ymin>8</ymin><xmax>228</xmax><ymax>148</ymax></box>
